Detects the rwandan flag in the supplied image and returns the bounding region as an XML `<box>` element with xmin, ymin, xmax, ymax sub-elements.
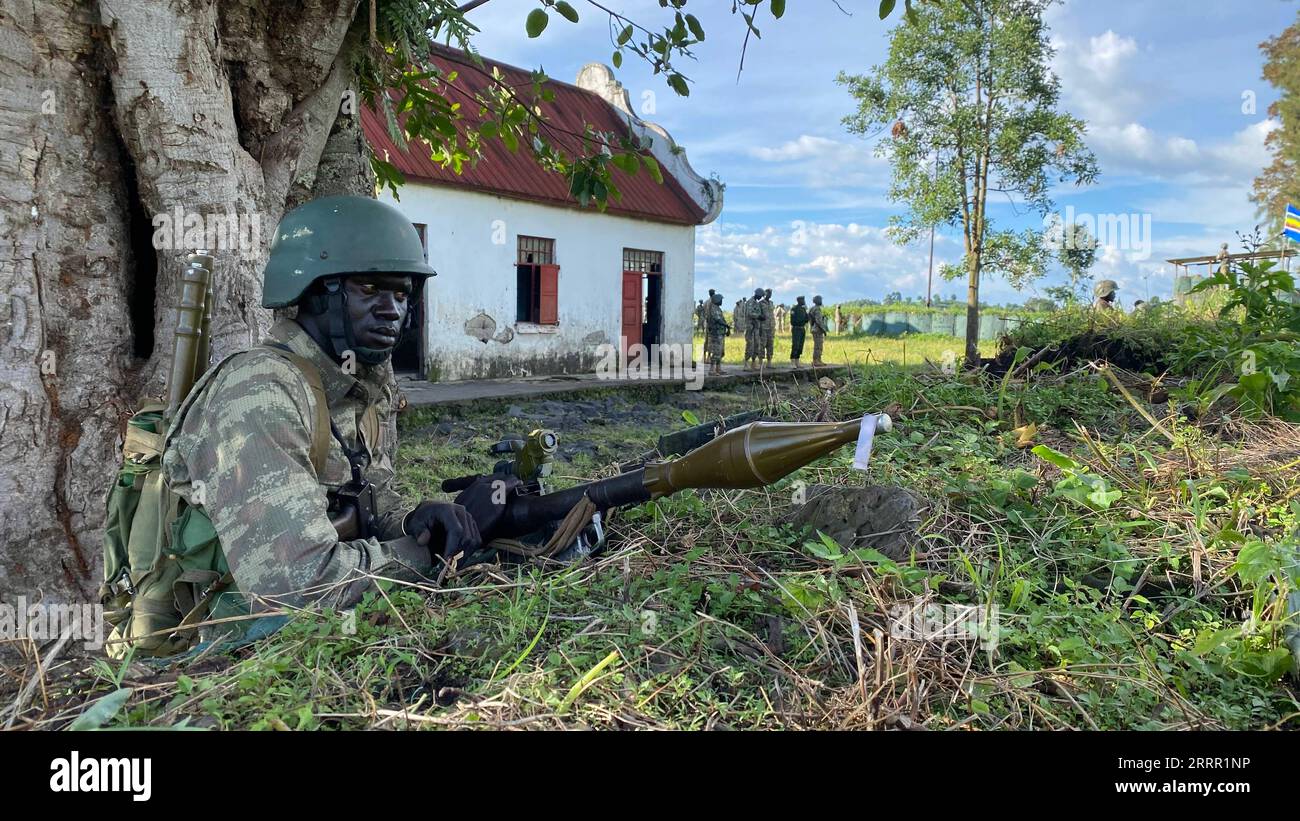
<box><xmin>1286</xmin><ymin>203</ymin><xmax>1300</xmax><ymax>242</ymax></box>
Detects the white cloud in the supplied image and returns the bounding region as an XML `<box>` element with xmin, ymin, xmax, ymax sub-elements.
<box><xmin>696</xmin><ymin>219</ymin><xmax>956</xmax><ymax>304</ymax></box>
<box><xmin>743</xmin><ymin>134</ymin><xmax>887</xmax><ymax>190</ymax></box>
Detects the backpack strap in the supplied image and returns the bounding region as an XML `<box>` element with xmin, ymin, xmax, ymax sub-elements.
<box><xmin>263</xmin><ymin>344</ymin><xmax>331</xmax><ymax>476</ymax></box>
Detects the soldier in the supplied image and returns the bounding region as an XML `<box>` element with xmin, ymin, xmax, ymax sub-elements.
<box><xmin>761</xmin><ymin>288</ymin><xmax>776</xmax><ymax>367</ymax></box>
<box><xmin>834</xmin><ymin>304</ymin><xmax>843</xmax><ymax>334</ymax></box>
<box><xmin>744</xmin><ymin>287</ymin><xmax>765</xmax><ymax>370</ymax></box>
<box><xmin>1093</xmin><ymin>279</ymin><xmax>1119</xmax><ymax>310</ymax></box>
<box><xmin>733</xmin><ymin>296</ymin><xmax>746</xmax><ymax>337</ymax></box>
<box><xmin>704</xmin><ymin>291</ymin><xmax>730</xmax><ymax>375</ymax></box>
<box><xmin>693</xmin><ymin>299</ymin><xmax>704</xmax><ymax>335</ymax></box>
<box><xmin>789</xmin><ymin>296</ymin><xmax>809</xmax><ymax>368</ymax></box>
<box><xmin>809</xmin><ymin>295</ymin><xmax>828</xmax><ymax>367</ymax></box>
<box><xmin>161</xmin><ymin>196</ymin><xmax>502</xmax><ymax>638</ymax></box>
<box><xmin>774</xmin><ymin>302</ymin><xmax>787</xmax><ymax>334</ymax></box>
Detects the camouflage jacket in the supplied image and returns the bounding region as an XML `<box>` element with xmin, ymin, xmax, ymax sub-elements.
<box><xmin>809</xmin><ymin>305</ymin><xmax>828</xmax><ymax>334</ymax></box>
<box><xmin>162</xmin><ymin>319</ymin><xmax>430</xmax><ymax>618</ymax></box>
<box><xmin>706</xmin><ymin>302</ymin><xmax>729</xmax><ymax>335</ymax></box>
<box><xmin>761</xmin><ymin>299</ymin><xmax>774</xmax><ymax>330</ymax></box>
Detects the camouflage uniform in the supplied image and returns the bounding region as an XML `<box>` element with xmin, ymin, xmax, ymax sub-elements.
<box><xmin>733</xmin><ymin>298</ymin><xmax>746</xmax><ymax>337</ymax></box>
<box><xmin>809</xmin><ymin>301</ymin><xmax>828</xmax><ymax>365</ymax></box>
<box><xmin>744</xmin><ymin>298</ymin><xmax>765</xmax><ymax>367</ymax></box>
<box><xmin>162</xmin><ymin>319</ymin><xmax>429</xmax><ymax>629</ymax></box>
<box><xmin>704</xmin><ymin>299</ymin><xmax>729</xmax><ymax>372</ymax></box>
<box><xmin>761</xmin><ymin>297</ymin><xmax>775</xmax><ymax>363</ymax></box>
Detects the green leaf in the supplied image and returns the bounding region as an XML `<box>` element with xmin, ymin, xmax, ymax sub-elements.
<box><xmin>667</xmin><ymin>73</ymin><xmax>690</xmax><ymax>97</ymax></box>
<box><xmin>681</xmin><ymin>409</ymin><xmax>700</xmax><ymax>426</ymax></box>
<box><xmin>617</xmin><ymin>25</ymin><xmax>633</xmax><ymax>45</ymax></box>
<box><xmin>769</xmin><ymin>0</ymin><xmax>786</xmax><ymax>20</ymax></box>
<box><xmin>685</xmin><ymin>13</ymin><xmax>706</xmax><ymax>39</ymax></box>
<box><xmin>641</xmin><ymin>154</ymin><xmax>663</xmax><ymax>184</ymax></box>
<box><xmin>67</xmin><ymin>688</ymin><xmax>132</xmax><ymax>731</ymax></box>
<box><xmin>1030</xmin><ymin>444</ymin><xmax>1079</xmax><ymax>471</ymax></box>
<box><xmin>553</xmin><ymin>1</ymin><xmax>579</xmax><ymax>23</ymax></box>
<box><xmin>878</xmin><ymin>0</ymin><xmax>897</xmax><ymax>19</ymax></box>
<box><xmin>525</xmin><ymin>8</ymin><xmax>549</xmax><ymax>38</ymax></box>
<box><xmin>612</xmin><ymin>50</ymin><xmax>623</xmax><ymax>69</ymax></box>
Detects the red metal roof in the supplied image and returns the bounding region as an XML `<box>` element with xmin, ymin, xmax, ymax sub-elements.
<box><xmin>361</xmin><ymin>47</ymin><xmax>708</xmax><ymax>226</ymax></box>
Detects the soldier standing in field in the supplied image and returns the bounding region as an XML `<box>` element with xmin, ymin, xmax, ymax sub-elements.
<box><xmin>774</xmin><ymin>302</ymin><xmax>787</xmax><ymax>334</ymax></box>
<box><xmin>694</xmin><ymin>298</ymin><xmax>706</xmax><ymax>335</ymax></box>
<box><xmin>761</xmin><ymin>289</ymin><xmax>776</xmax><ymax>367</ymax></box>
<box><xmin>733</xmin><ymin>295</ymin><xmax>746</xmax><ymax>337</ymax></box>
<box><xmin>704</xmin><ymin>291</ymin><xmax>729</xmax><ymax>375</ymax></box>
<box><xmin>834</xmin><ymin>304</ymin><xmax>843</xmax><ymax>334</ymax></box>
<box><xmin>789</xmin><ymin>296</ymin><xmax>809</xmax><ymax>368</ymax></box>
<box><xmin>744</xmin><ymin>287</ymin><xmax>765</xmax><ymax>370</ymax></box>
<box><xmin>809</xmin><ymin>295</ymin><xmax>829</xmax><ymax>367</ymax></box>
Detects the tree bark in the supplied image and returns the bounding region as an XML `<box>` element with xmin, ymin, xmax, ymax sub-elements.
<box><xmin>0</xmin><ymin>0</ymin><xmax>369</xmax><ymax>602</ymax></box>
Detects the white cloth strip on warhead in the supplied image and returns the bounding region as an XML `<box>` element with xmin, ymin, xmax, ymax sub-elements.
<box><xmin>852</xmin><ymin>413</ymin><xmax>892</xmax><ymax>471</ymax></box>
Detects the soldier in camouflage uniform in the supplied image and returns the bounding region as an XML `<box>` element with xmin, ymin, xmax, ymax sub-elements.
<box><xmin>743</xmin><ymin>287</ymin><xmax>765</xmax><ymax>370</ymax></box>
<box><xmin>704</xmin><ymin>291</ymin><xmax>729</xmax><ymax>375</ymax></box>
<box><xmin>733</xmin><ymin>296</ymin><xmax>746</xmax><ymax>337</ymax></box>
<box><xmin>1093</xmin><ymin>279</ymin><xmax>1119</xmax><ymax>311</ymax></box>
<box><xmin>809</xmin><ymin>295</ymin><xmax>829</xmax><ymax>367</ymax></box>
<box><xmin>162</xmin><ymin>196</ymin><xmax>496</xmax><ymax>634</ymax></box>
<box><xmin>761</xmin><ymin>288</ymin><xmax>776</xmax><ymax>366</ymax></box>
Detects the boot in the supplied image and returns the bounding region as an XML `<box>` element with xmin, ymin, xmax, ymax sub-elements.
<box><xmin>791</xmin><ymin>358</ymin><xmax>800</xmax><ymax>369</ymax></box>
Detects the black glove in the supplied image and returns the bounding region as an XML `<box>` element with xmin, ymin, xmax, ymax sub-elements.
<box><xmin>453</xmin><ymin>475</ymin><xmax>522</xmax><ymax>541</ymax></box>
<box><xmin>404</xmin><ymin>501</ymin><xmax>481</xmax><ymax>560</ymax></box>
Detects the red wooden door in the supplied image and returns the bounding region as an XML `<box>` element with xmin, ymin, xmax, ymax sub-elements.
<box><xmin>621</xmin><ymin>271</ymin><xmax>642</xmax><ymax>354</ymax></box>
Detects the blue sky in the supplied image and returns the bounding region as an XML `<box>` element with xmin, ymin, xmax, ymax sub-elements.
<box><xmin>463</xmin><ymin>0</ymin><xmax>1292</xmax><ymax>307</ymax></box>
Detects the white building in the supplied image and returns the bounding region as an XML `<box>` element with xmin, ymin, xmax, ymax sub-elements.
<box><xmin>363</xmin><ymin>49</ymin><xmax>723</xmax><ymax>382</ymax></box>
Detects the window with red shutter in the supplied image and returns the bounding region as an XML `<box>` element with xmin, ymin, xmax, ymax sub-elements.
<box><xmin>538</xmin><ymin>263</ymin><xmax>559</xmax><ymax>325</ymax></box>
<box><xmin>516</xmin><ymin>236</ymin><xmax>557</xmax><ymax>324</ymax></box>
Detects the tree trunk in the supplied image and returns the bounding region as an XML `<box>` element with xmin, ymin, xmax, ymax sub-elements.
<box><xmin>965</xmin><ymin>254</ymin><xmax>981</xmax><ymax>366</ymax></box>
<box><xmin>0</xmin><ymin>0</ymin><xmax>369</xmax><ymax>602</ymax></box>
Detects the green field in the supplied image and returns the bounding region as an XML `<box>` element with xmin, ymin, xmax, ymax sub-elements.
<box><xmin>694</xmin><ymin>331</ymin><xmax>997</xmax><ymax>368</ymax></box>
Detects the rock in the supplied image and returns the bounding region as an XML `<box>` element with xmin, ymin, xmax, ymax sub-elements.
<box><xmin>787</xmin><ymin>485</ymin><xmax>925</xmax><ymax>560</ymax></box>
<box><xmin>506</xmin><ymin>404</ymin><xmax>526</xmax><ymax>418</ymax></box>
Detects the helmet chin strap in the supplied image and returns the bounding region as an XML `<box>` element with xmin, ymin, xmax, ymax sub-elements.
<box><xmin>319</xmin><ymin>279</ymin><xmax>393</xmax><ymax>367</ymax></box>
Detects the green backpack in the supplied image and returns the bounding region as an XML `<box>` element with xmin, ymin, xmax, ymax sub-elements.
<box><xmin>99</xmin><ymin>347</ymin><xmax>331</xmax><ymax>659</ymax></box>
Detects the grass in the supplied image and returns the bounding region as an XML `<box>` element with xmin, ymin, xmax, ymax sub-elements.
<box><xmin>693</xmin><ymin>331</ymin><xmax>997</xmax><ymax>368</ymax></box>
<box><xmin>6</xmin><ymin>324</ymin><xmax>1300</xmax><ymax>731</ymax></box>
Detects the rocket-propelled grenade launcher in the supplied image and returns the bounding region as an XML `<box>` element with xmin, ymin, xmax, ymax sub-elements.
<box><xmin>445</xmin><ymin>415</ymin><xmax>892</xmax><ymax>544</ymax></box>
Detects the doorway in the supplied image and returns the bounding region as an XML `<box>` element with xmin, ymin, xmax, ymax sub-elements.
<box><xmin>391</xmin><ymin>222</ymin><xmax>428</xmax><ymax>375</ymax></box>
<box><xmin>621</xmin><ymin>248</ymin><xmax>664</xmax><ymax>356</ymax></box>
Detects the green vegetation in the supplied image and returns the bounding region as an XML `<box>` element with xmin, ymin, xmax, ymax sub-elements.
<box><xmin>15</xmin><ymin>299</ymin><xmax>1299</xmax><ymax>731</ymax></box>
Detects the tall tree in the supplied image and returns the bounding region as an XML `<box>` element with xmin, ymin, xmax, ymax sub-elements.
<box><xmin>839</xmin><ymin>0</ymin><xmax>1097</xmax><ymax>364</ymax></box>
<box><xmin>1252</xmin><ymin>11</ymin><xmax>1300</xmax><ymax>228</ymax></box>
<box><xmin>0</xmin><ymin>0</ymin><xmax>782</xmax><ymax>601</ymax></box>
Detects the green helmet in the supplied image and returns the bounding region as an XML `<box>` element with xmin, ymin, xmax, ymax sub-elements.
<box><xmin>262</xmin><ymin>195</ymin><xmax>436</xmax><ymax>308</ymax></box>
<box><xmin>1094</xmin><ymin>279</ymin><xmax>1118</xmax><ymax>298</ymax></box>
